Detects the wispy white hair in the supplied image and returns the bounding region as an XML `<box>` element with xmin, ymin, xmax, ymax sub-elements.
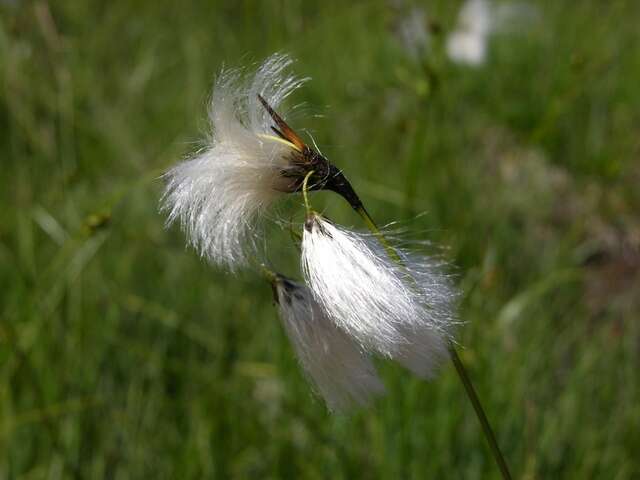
<box><xmin>301</xmin><ymin>214</ymin><xmax>457</xmax><ymax>378</ymax></box>
<box><xmin>273</xmin><ymin>275</ymin><xmax>385</xmax><ymax>411</ymax></box>
<box><xmin>161</xmin><ymin>53</ymin><xmax>306</xmax><ymax>269</ymax></box>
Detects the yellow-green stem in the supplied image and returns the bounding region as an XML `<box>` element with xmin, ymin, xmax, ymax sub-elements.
<box><xmin>302</xmin><ymin>170</ymin><xmax>315</xmax><ymax>215</ymax></box>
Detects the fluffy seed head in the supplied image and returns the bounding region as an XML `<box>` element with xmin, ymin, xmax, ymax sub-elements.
<box><xmin>301</xmin><ymin>213</ymin><xmax>457</xmax><ymax>378</ymax></box>
<box><xmin>160</xmin><ymin>53</ymin><xmax>306</xmax><ymax>269</ymax></box>
<box><xmin>272</xmin><ymin>273</ymin><xmax>385</xmax><ymax>411</ymax></box>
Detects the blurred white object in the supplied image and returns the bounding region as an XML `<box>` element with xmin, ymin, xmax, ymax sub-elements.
<box><xmin>446</xmin><ymin>30</ymin><xmax>488</xmax><ymax>66</ymax></box>
<box><xmin>457</xmin><ymin>0</ymin><xmax>493</xmax><ymax>37</ymax></box>
<box><xmin>446</xmin><ymin>0</ymin><xmax>492</xmax><ymax>66</ymax></box>
<box><xmin>446</xmin><ymin>0</ymin><xmax>539</xmax><ymax>66</ymax></box>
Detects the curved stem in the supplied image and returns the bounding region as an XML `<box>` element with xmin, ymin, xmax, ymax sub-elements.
<box><xmin>302</xmin><ymin>170</ymin><xmax>315</xmax><ymax>215</ymax></box>
<box><xmin>449</xmin><ymin>346</ymin><xmax>512</xmax><ymax>480</ymax></box>
<box><xmin>353</xmin><ymin>201</ymin><xmax>512</xmax><ymax>480</ymax></box>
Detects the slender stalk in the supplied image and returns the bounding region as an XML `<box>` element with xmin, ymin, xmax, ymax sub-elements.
<box><xmin>302</xmin><ymin>170</ymin><xmax>315</xmax><ymax>215</ymax></box>
<box><xmin>449</xmin><ymin>346</ymin><xmax>512</xmax><ymax>480</ymax></box>
<box><xmin>354</xmin><ymin>205</ymin><xmax>402</xmax><ymax>263</ymax></box>
<box><xmin>353</xmin><ymin>205</ymin><xmax>512</xmax><ymax>480</ymax></box>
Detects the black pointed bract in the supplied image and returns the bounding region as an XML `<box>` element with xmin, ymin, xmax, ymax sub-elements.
<box><xmin>257</xmin><ymin>94</ymin><xmax>365</xmax><ymax>212</ymax></box>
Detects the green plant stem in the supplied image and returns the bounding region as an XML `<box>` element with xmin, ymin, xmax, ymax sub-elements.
<box><xmin>355</xmin><ymin>205</ymin><xmax>402</xmax><ymax>263</ymax></box>
<box><xmin>449</xmin><ymin>346</ymin><xmax>512</xmax><ymax>480</ymax></box>
<box><xmin>302</xmin><ymin>170</ymin><xmax>315</xmax><ymax>215</ymax></box>
<box><xmin>354</xmin><ymin>205</ymin><xmax>512</xmax><ymax>480</ymax></box>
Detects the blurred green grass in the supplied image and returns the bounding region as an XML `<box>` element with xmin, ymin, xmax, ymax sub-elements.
<box><xmin>1</xmin><ymin>0</ymin><xmax>639</xmax><ymax>478</ymax></box>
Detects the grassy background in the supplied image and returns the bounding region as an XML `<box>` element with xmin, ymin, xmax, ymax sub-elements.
<box><xmin>2</xmin><ymin>0</ymin><xmax>639</xmax><ymax>478</ymax></box>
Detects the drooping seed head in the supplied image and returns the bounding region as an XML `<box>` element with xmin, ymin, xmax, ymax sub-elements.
<box><xmin>302</xmin><ymin>213</ymin><xmax>457</xmax><ymax>378</ymax></box>
<box><xmin>270</xmin><ymin>272</ymin><xmax>385</xmax><ymax>411</ymax></box>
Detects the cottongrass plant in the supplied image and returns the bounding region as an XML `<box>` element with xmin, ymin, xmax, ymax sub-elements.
<box><xmin>162</xmin><ymin>53</ymin><xmax>512</xmax><ymax>479</ymax></box>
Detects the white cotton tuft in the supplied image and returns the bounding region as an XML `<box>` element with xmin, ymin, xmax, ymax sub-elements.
<box><xmin>273</xmin><ymin>275</ymin><xmax>385</xmax><ymax>412</ymax></box>
<box><xmin>301</xmin><ymin>213</ymin><xmax>457</xmax><ymax>379</ymax></box>
<box><xmin>161</xmin><ymin>53</ymin><xmax>306</xmax><ymax>269</ymax></box>
<box><xmin>446</xmin><ymin>0</ymin><xmax>492</xmax><ymax>66</ymax></box>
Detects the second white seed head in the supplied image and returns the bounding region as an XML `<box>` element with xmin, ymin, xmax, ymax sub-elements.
<box><xmin>301</xmin><ymin>213</ymin><xmax>457</xmax><ymax>379</ymax></box>
<box><xmin>272</xmin><ymin>273</ymin><xmax>385</xmax><ymax>411</ymax></box>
